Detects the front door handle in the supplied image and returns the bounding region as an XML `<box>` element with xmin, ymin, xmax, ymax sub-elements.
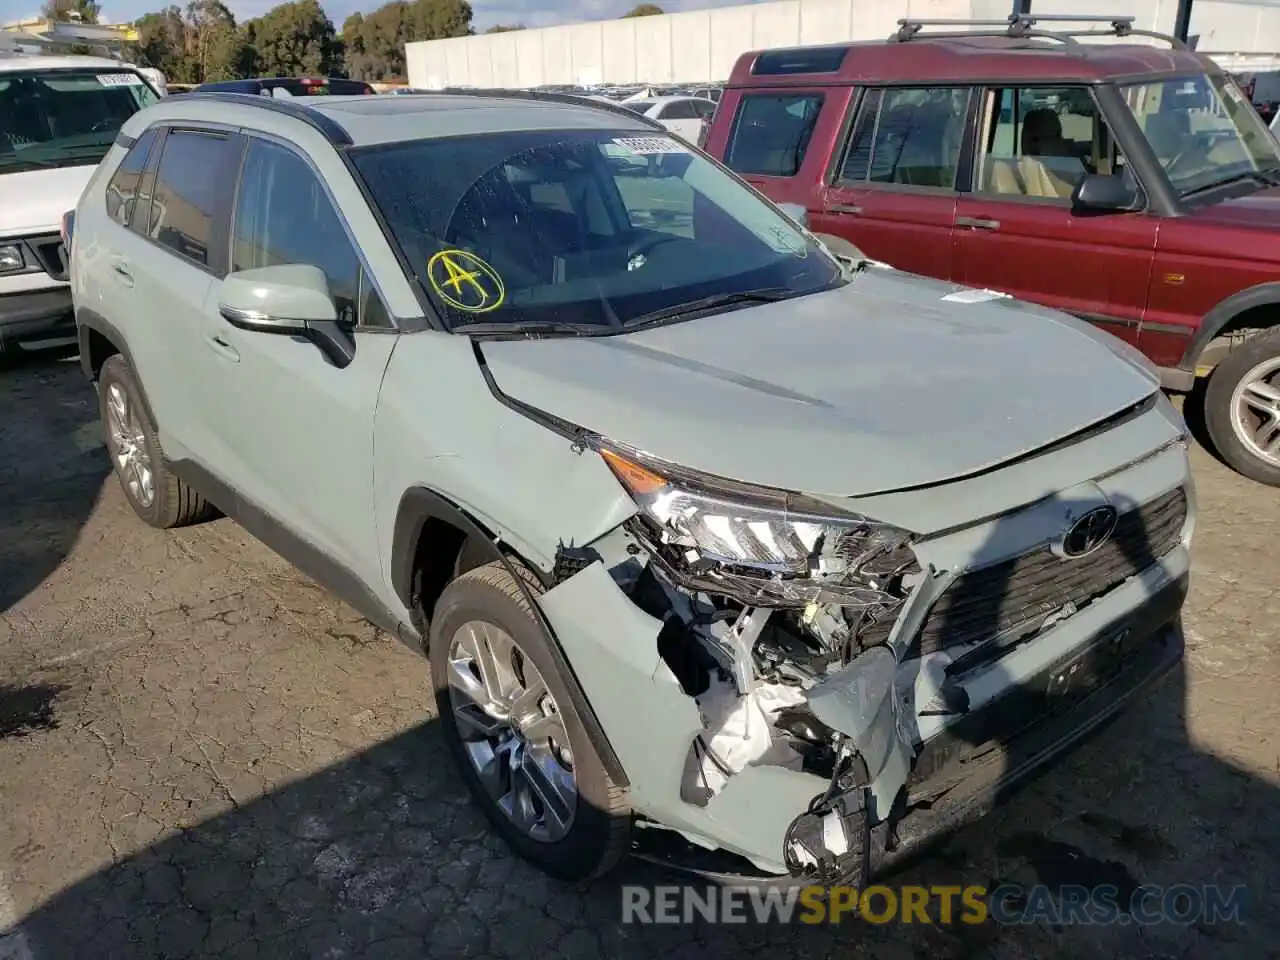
<box><xmin>110</xmin><ymin>259</ymin><xmax>134</xmax><ymax>287</ymax></box>
<box><xmin>956</xmin><ymin>216</ymin><xmax>1001</xmax><ymax>231</ymax></box>
<box><xmin>826</xmin><ymin>202</ymin><xmax>863</xmax><ymax>215</ymax></box>
<box><xmin>207</xmin><ymin>333</ymin><xmax>240</xmax><ymax>363</ymax></box>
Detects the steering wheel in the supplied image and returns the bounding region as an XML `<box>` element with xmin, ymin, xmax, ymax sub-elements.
<box><xmin>625</xmin><ymin>232</ymin><xmax>684</xmax><ymax>264</ymax></box>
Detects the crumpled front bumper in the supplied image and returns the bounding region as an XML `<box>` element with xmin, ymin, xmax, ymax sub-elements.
<box><xmin>538</xmin><ymin>545</ymin><xmax>1187</xmax><ymax>878</ymax></box>
<box><xmin>535</xmin><ymin>434</ymin><xmax>1193</xmax><ymax>880</ymax></box>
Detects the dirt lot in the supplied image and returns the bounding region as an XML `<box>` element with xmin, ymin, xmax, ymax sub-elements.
<box><xmin>0</xmin><ymin>352</ymin><xmax>1276</xmax><ymax>959</ymax></box>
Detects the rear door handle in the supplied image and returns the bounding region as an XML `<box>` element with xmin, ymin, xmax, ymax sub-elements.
<box><xmin>826</xmin><ymin>202</ymin><xmax>863</xmax><ymax>215</ymax></box>
<box><xmin>207</xmin><ymin>333</ymin><xmax>240</xmax><ymax>363</ymax></box>
<box><xmin>956</xmin><ymin>216</ymin><xmax>1000</xmax><ymax>231</ymax></box>
<box><xmin>110</xmin><ymin>260</ymin><xmax>134</xmax><ymax>287</ymax></box>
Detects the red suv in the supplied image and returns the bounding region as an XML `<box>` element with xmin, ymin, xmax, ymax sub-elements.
<box><xmin>704</xmin><ymin>14</ymin><xmax>1280</xmax><ymax>486</ymax></box>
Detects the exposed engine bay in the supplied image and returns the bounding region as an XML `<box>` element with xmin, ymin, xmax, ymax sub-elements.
<box><xmin>553</xmin><ymin>443</ymin><xmax>930</xmax><ymax>881</ymax></box>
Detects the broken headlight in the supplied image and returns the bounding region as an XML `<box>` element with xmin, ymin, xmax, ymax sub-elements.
<box><xmin>594</xmin><ymin>441</ymin><xmax>919</xmax><ymax>608</ymax></box>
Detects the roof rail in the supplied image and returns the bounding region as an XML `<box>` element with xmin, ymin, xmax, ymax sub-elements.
<box><xmin>178</xmin><ymin>91</ymin><xmax>353</xmax><ymax>145</ymax></box>
<box><xmin>433</xmin><ymin>86</ymin><xmax>669</xmax><ymax>132</ymax></box>
<box><xmin>891</xmin><ymin>13</ymin><xmax>1187</xmax><ymax>51</ymax></box>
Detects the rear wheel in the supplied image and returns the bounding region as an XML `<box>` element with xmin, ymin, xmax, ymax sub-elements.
<box><xmin>1204</xmin><ymin>329</ymin><xmax>1280</xmax><ymax>487</ymax></box>
<box><xmin>429</xmin><ymin>560</ymin><xmax>631</xmax><ymax>880</ymax></box>
<box><xmin>98</xmin><ymin>354</ymin><xmax>217</xmax><ymax>528</ymax></box>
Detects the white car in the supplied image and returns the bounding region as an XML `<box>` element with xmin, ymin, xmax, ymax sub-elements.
<box><xmin>620</xmin><ymin>95</ymin><xmax>717</xmax><ymax>142</ymax></box>
<box><xmin>0</xmin><ymin>49</ymin><xmax>159</xmax><ymax>360</ymax></box>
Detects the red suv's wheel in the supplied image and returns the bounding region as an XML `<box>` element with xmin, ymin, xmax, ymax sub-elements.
<box><xmin>1204</xmin><ymin>328</ymin><xmax>1280</xmax><ymax>487</ymax></box>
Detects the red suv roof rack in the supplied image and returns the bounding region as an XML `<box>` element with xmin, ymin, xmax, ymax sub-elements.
<box><xmin>891</xmin><ymin>12</ymin><xmax>1187</xmax><ymax>52</ymax></box>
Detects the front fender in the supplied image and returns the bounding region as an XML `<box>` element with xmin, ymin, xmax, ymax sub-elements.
<box><xmin>1181</xmin><ymin>281</ymin><xmax>1280</xmax><ymax>370</ymax></box>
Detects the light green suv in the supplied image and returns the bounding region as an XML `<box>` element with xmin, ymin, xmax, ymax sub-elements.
<box><xmin>69</xmin><ymin>90</ymin><xmax>1194</xmax><ymax>886</ymax></box>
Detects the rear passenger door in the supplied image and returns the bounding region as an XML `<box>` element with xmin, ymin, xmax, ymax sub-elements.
<box><xmin>719</xmin><ymin>88</ymin><xmax>837</xmax><ymax>212</ymax></box>
<box><xmin>951</xmin><ymin>85</ymin><xmax>1157</xmax><ymax>344</ymax></box>
<box><xmin>102</xmin><ymin>125</ymin><xmax>243</xmax><ymax>463</ymax></box>
<box><xmin>813</xmin><ymin>85</ymin><xmax>973</xmax><ymax>280</ymax></box>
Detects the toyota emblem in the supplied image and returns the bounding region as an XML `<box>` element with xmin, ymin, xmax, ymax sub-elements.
<box><xmin>1057</xmin><ymin>505</ymin><xmax>1119</xmax><ymax>559</ymax></box>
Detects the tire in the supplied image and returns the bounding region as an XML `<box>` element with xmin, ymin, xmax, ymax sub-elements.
<box><xmin>429</xmin><ymin>559</ymin><xmax>631</xmax><ymax>881</ymax></box>
<box><xmin>98</xmin><ymin>354</ymin><xmax>217</xmax><ymax>528</ymax></box>
<box><xmin>1204</xmin><ymin>328</ymin><xmax>1280</xmax><ymax>487</ymax></box>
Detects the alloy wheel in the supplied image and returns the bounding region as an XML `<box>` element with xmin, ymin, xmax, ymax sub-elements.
<box><xmin>445</xmin><ymin>620</ymin><xmax>577</xmax><ymax>842</ymax></box>
<box><xmin>1230</xmin><ymin>356</ymin><xmax>1280</xmax><ymax>469</ymax></box>
<box><xmin>104</xmin><ymin>381</ymin><xmax>155</xmax><ymax>508</ymax></box>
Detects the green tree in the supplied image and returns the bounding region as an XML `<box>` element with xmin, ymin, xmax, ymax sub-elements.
<box><xmin>404</xmin><ymin>0</ymin><xmax>472</xmax><ymax>44</ymax></box>
<box><xmin>622</xmin><ymin>3</ymin><xmax>663</xmax><ymax>16</ymax></box>
<box><xmin>248</xmin><ymin>0</ymin><xmax>338</xmax><ymax>77</ymax></box>
<box><xmin>41</xmin><ymin>0</ymin><xmax>101</xmax><ymax>23</ymax></box>
<box><xmin>134</xmin><ymin>5</ymin><xmax>196</xmax><ymax>81</ymax></box>
<box><xmin>342</xmin><ymin>0</ymin><xmax>472</xmax><ymax>82</ymax></box>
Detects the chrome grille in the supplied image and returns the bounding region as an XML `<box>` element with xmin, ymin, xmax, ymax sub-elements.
<box><xmin>915</xmin><ymin>487</ymin><xmax>1188</xmax><ymax>656</ymax></box>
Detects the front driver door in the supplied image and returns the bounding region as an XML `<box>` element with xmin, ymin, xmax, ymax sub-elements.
<box><xmin>199</xmin><ymin>136</ymin><xmax>396</xmax><ymax>580</ymax></box>
<box><xmin>951</xmin><ymin>85</ymin><xmax>1158</xmax><ymax>345</ymax></box>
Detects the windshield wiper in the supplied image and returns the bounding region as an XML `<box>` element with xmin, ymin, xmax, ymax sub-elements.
<box><xmin>621</xmin><ymin>288</ymin><xmax>794</xmax><ymax>331</ymax></box>
<box><xmin>452</xmin><ymin>319</ymin><xmax>614</xmax><ymax>338</ymax></box>
<box><xmin>1181</xmin><ymin>169</ymin><xmax>1279</xmax><ymax>199</ymax></box>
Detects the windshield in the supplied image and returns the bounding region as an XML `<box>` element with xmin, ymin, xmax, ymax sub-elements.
<box><xmin>352</xmin><ymin>128</ymin><xmax>843</xmax><ymax>335</ymax></box>
<box><xmin>0</xmin><ymin>69</ymin><xmax>157</xmax><ymax>174</ymax></box>
<box><xmin>1120</xmin><ymin>73</ymin><xmax>1280</xmax><ymax>199</ymax></box>
<box><xmin>622</xmin><ymin>100</ymin><xmax>655</xmax><ymax>114</ymax></box>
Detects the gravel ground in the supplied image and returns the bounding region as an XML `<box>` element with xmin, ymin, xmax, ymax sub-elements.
<box><xmin>0</xmin><ymin>352</ymin><xmax>1276</xmax><ymax>959</ymax></box>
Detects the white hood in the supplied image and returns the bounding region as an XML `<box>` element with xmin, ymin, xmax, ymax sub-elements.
<box><xmin>0</xmin><ymin>165</ymin><xmax>95</xmax><ymax>237</ymax></box>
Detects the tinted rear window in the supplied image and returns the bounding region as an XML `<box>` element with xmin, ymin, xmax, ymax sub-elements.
<box><xmin>724</xmin><ymin>93</ymin><xmax>824</xmax><ymax>177</ymax></box>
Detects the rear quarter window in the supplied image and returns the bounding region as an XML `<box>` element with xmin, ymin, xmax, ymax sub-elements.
<box><xmin>724</xmin><ymin>93</ymin><xmax>824</xmax><ymax>177</ymax></box>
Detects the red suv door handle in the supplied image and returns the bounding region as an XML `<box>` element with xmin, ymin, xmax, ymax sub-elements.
<box><xmin>826</xmin><ymin>202</ymin><xmax>863</xmax><ymax>215</ymax></box>
<box><xmin>957</xmin><ymin>216</ymin><xmax>1001</xmax><ymax>230</ymax></box>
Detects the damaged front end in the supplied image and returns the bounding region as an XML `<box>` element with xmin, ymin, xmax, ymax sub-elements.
<box><xmin>556</xmin><ymin>439</ymin><xmax>928</xmax><ymax>885</ymax></box>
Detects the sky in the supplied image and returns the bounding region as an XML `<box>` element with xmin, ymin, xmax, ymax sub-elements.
<box><xmin>0</xmin><ymin>0</ymin><xmax>767</xmax><ymax>32</ymax></box>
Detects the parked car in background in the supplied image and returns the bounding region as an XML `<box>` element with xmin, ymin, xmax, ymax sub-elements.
<box><xmin>704</xmin><ymin>13</ymin><xmax>1280</xmax><ymax>487</ymax></box>
<box><xmin>0</xmin><ymin>49</ymin><xmax>159</xmax><ymax>362</ymax></box>
<box><xmin>620</xmin><ymin>94</ymin><xmax>717</xmax><ymax>142</ymax></box>
<box><xmin>69</xmin><ymin>89</ymin><xmax>1191</xmax><ymax>889</ymax></box>
<box><xmin>193</xmin><ymin>76</ymin><xmax>376</xmax><ymax>97</ymax></box>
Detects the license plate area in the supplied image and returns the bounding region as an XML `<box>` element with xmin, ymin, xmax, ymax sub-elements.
<box><xmin>1043</xmin><ymin>621</ymin><xmax>1140</xmax><ymax>703</ymax></box>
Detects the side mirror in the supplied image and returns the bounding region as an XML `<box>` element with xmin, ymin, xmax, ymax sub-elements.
<box><xmin>219</xmin><ymin>264</ymin><xmax>354</xmax><ymax>368</ymax></box>
<box><xmin>777</xmin><ymin>202</ymin><xmax>809</xmax><ymax>228</ymax></box>
<box><xmin>1071</xmin><ymin>172</ymin><xmax>1140</xmax><ymax>214</ymax></box>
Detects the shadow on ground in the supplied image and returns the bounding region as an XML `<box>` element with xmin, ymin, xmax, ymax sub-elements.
<box><xmin>0</xmin><ymin>350</ymin><xmax>107</xmax><ymax>615</ymax></box>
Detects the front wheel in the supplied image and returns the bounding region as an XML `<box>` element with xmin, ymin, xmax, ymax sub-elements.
<box><xmin>429</xmin><ymin>560</ymin><xmax>631</xmax><ymax>880</ymax></box>
<box><xmin>1204</xmin><ymin>329</ymin><xmax>1280</xmax><ymax>487</ymax></box>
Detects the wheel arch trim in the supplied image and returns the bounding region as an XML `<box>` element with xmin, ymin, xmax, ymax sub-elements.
<box><xmin>391</xmin><ymin>485</ymin><xmax>630</xmax><ymax>787</ymax></box>
<box><xmin>1181</xmin><ymin>283</ymin><xmax>1280</xmax><ymax>371</ymax></box>
<box><xmin>76</xmin><ymin>308</ymin><xmax>161</xmax><ymax>431</ymax></box>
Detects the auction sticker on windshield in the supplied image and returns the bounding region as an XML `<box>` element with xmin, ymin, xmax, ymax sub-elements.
<box><xmin>427</xmin><ymin>249</ymin><xmax>506</xmax><ymax>313</ymax></box>
<box><xmin>612</xmin><ymin>136</ymin><xmax>689</xmax><ymax>155</ymax></box>
<box><xmin>97</xmin><ymin>73</ymin><xmax>143</xmax><ymax>86</ymax></box>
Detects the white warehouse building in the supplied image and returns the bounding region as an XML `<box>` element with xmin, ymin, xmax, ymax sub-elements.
<box><xmin>405</xmin><ymin>0</ymin><xmax>1280</xmax><ymax>89</ymax></box>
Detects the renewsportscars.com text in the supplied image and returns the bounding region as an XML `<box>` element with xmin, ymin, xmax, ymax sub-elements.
<box><xmin>621</xmin><ymin>883</ymin><xmax>1247</xmax><ymax>926</ymax></box>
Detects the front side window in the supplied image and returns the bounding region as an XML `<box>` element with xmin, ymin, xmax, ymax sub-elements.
<box><xmin>839</xmin><ymin>86</ymin><xmax>971</xmax><ymax>189</ymax></box>
<box><xmin>233</xmin><ymin>139</ymin><xmax>371</xmax><ymax>327</ymax></box>
<box><xmin>105</xmin><ymin>126</ymin><xmax>160</xmax><ymax>229</ymax></box>
<box><xmin>150</xmin><ymin>130</ymin><xmax>239</xmax><ymax>268</ymax></box>
<box><xmin>0</xmin><ymin>70</ymin><xmax>158</xmax><ymax>174</ymax></box>
<box><xmin>352</xmin><ymin>129</ymin><xmax>842</xmax><ymax>335</ymax></box>
<box><xmin>1120</xmin><ymin>73</ymin><xmax>1280</xmax><ymax>200</ymax></box>
<box><xmin>725</xmin><ymin>93</ymin><xmax>824</xmax><ymax>177</ymax></box>
<box><xmin>974</xmin><ymin>86</ymin><xmax>1114</xmax><ymax>201</ymax></box>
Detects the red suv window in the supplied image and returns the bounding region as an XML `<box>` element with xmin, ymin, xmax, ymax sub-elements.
<box><xmin>838</xmin><ymin>86</ymin><xmax>972</xmax><ymax>189</ymax></box>
<box><xmin>724</xmin><ymin>93</ymin><xmax>824</xmax><ymax>177</ymax></box>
